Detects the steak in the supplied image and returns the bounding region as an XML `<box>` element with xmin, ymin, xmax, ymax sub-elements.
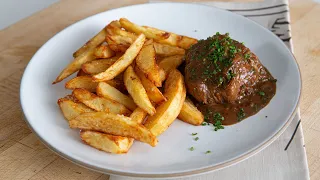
<box><xmin>185</xmin><ymin>33</ymin><xmax>275</xmax><ymax>105</ymax></box>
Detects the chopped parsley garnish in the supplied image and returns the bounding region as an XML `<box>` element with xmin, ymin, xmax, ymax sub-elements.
<box><xmin>213</xmin><ymin>112</ymin><xmax>224</xmax><ymax>121</ymax></box>
<box><xmin>218</xmin><ymin>76</ymin><xmax>224</xmax><ymax>85</ymax></box>
<box><xmin>205</xmin><ymin>150</ymin><xmax>211</xmax><ymax>154</ymax></box>
<box><xmin>214</xmin><ymin>121</ymin><xmax>224</xmax><ymax>131</ymax></box>
<box><xmin>201</xmin><ymin>122</ymin><xmax>209</xmax><ymax>126</ymax></box>
<box><xmin>189</xmin><ymin>32</ymin><xmax>240</xmax><ymax>86</ymax></box>
<box><xmin>192</xmin><ymin>133</ymin><xmax>198</xmax><ymax>136</ymax></box>
<box><xmin>244</xmin><ymin>53</ymin><xmax>251</xmax><ymax>59</ymax></box>
<box><xmin>189</xmin><ymin>147</ymin><xmax>195</xmax><ymax>151</ymax></box>
<box><xmin>237</xmin><ymin>108</ymin><xmax>246</xmax><ymax>121</ymax></box>
<box><xmin>204</xmin><ymin>110</ymin><xmax>225</xmax><ymax>131</ymax></box>
<box><xmin>226</xmin><ymin>70</ymin><xmax>235</xmax><ymax>80</ymax></box>
<box><xmin>213</xmin><ymin>112</ymin><xmax>225</xmax><ymax>131</ymax></box>
<box><xmin>194</xmin><ymin>137</ymin><xmax>199</xmax><ymax>141</ymax></box>
<box><xmin>258</xmin><ymin>91</ymin><xmax>265</xmax><ymax>96</ymax></box>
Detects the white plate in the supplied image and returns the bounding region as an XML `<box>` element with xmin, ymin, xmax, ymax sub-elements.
<box><xmin>20</xmin><ymin>3</ymin><xmax>301</xmax><ymax>178</ymax></box>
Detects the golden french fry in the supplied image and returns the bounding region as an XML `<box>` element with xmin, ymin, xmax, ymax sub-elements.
<box><xmin>144</xmin><ymin>69</ymin><xmax>186</xmax><ymax>136</ymax></box>
<box><xmin>159</xmin><ymin>55</ymin><xmax>185</xmax><ymax>73</ymax></box>
<box><xmin>81</xmin><ymin>107</ymin><xmax>147</xmax><ymax>154</ymax></box>
<box><xmin>60</xmin><ymin>94</ymin><xmax>134</xmax><ymax>153</ymax></box>
<box><xmin>69</xmin><ymin>112</ymin><xmax>158</xmax><ymax>146</ymax></box>
<box><xmin>125</xmin><ymin>107</ymin><xmax>148</xmax><ymax>150</ymax></box>
<box><xmin>93</xmin><ymin>34</ymin><xmax>146</xmax><ymax>82</ymax></box>
<box><xmin>94</xmin><ymin>44</ymin><xmax>115</xmax><ymax>58</ymax></box>
<box><xmin>108</xmin><ymin>44</ymin><xmax>130</xmax><ymax>53</ymax></box>
<box><xmin>159</xmin><ymin>69</ymin><xmax>166</xmax><ymax>82</ymax></box>
<box><xmin>65</xmin><ymin>76</ymin><xmax>98</xmax><ymax>92</ymax></box>
<box><xmin>105</xmin><ymin>20</ymin><xmax>137</xmax><ymax>40</ymax></box>
<box><xmin>120</xmin><ymin>18</ymin><xmax>167</xmax><ymax>41</ymax></box>
<box><xmin>107</xmin><ymin>35</ymin><xmax>134</xmax><ymax>46</ymax></box>
<box><xmin>124</xmin><ymin>66</ymin><xmax>156</xmax><ymax>115</ymax></box>
<box><xmin>97</xmin><ymin>82</ymin><xmax>136</xmax><ymax>111</ymax></box>
<box><xmin>73</xmin><ymin>28</ymin><xmax>107</xmax><ymax>58</ymax></box>
<box><xmin>81</xmin><ymin>56</ymin><xmax>119</xmax><ymax>75</ymax></box>
<box><xmin>143</xmin><ymin>26</ymin><xmax>198</xmax><ymax>49</ymax></box>
<box><xmin>130</xmin><ymin>107</ymin><xmax>148</xmax><ymax>124</ymax></box>
<box><xmin>178</xmin><ymin>98</ymin><xmax>204</xmax><ymax>125</ymax></box>
<box><xmin>80</xmin><ymin>131</ymin><xmax>132</xmax><ymax>154</ymax></box>
<box><xmin>136</xmin><ymin>40</ymin><xmax>162</xmax><ymax>87</ymax></box>
<box><xmin>58</xmin><ymin>97</ymin><xmax>94</xmax><ymax>121</ymax></box>
<box><xmin>153</xmin><ymin>42</ymin><xmax>185</xmax><ymax>56</ymax></box>
<box><xmin>158</xmin><ymin>55</ymin><xmax>184</xmax><ymax>82</ymax></box>
<box><xmin>66</xmin><ymin>75</ymin><xmax>124</xmax><ymax>93</ymax></box>
<box><xmin>106</xmin><ymin>35</ymin><xmax>132</xmax><ymax>53</ymax></box>
<box><xmin>77</xmin><ymin>69</ymin><xmax>90</xmax><ymax>76</ymax></box>
<box><xmin>72</xmin><ymin>88</ymin><xmax>131</xmax><ymax>116</ymax></box>
<box><xmin>119</xmin><ymin>18</ymin><xmax>197</xmax><ymax>49</ymax></box>
<box><xmin>53</xmin><ymin>48</ymin><xmax>95</xmax><ymax>84</ymax></box>
<box><xmin>135</xmin><ymin>67</ymin><xmax>166</xmax><ymax>104</ymax></box>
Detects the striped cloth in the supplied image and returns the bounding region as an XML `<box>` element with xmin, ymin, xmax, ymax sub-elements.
<box><xmin>110</xmin><ymin>0</ymin><xmax>309</xmax><ymax>179</ymax></box>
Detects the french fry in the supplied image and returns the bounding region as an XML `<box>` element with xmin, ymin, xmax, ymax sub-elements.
<box><xmin>60</xmin><ymin>94</ymin><xmax>81</xmax><ymax>103</ymax></box>
<box><xmin>73</xmin><ymin>28</ymin><xmax>107</xmax><ymax>58</ymax></box>
<box><xmin>143</xmin><ymin>26</ymin><xmax>198</xmax><ymax>49</ymax></box>
<box><xmin>59</xmin><ymin>94</ymin><xmax>134</xmax><ymax>153</ymax></box>
<box><xmin>106</xmin><ymin>35</ymin><xmax>132</xmax><ymax>53</ymax></box>
<box><xmin>93</xmin><ymin>34</ymin><xmax>146</xmax><ymax>82</ymax></box>
<box><xmin>81</xmin><ymin>55</ymin><xmax>119</xmax><ymax>75</ymax></box>
<box><xmin>136</xmin><ymin>40</ymin><xmax>162</xmax><ymax>87</ymax></box>
<box><xmin>97</xmin><ymin>82</ymin><xmax>136</xmax><ymax>111</ymax></box>
<box><xmin>158</xmin><ymin>55</ymin><xmax>184</xmax><ymax>82</ymax></box>
<box><xmin>153</xmin><ymin>42</ymin><xmax>185</xmax><ymax>56</ymax></box>
<box><xmin>124</xmin><ymin>66</ymin><xmax>156</xmax><ymax>115</ymax></box>
<box><xmin>105</xmin><ymin>20</ymin><xmax>137</xmax><ymax>40</ymax></box>
<box><xmin>77</xmin><ymin>69</ymin><xmax>90</xmax><ymax>76</ymax></box>
<box><xmin>108</xmin><ymin>43</ymin><xmax>130</xmax><ymax>53</ymax></box>
<box><xmin>159</xmin><ymin>69</ymin><xmax>166</xmax><ymax>83</ymax></box>
<box><xmin>130</xmin><ymin>107</ymin><xmax>148</xmax><ymax>124</ymax></box>
<box><xmin>58</xmin><ymin>97</ymin><xmax>94</xmax><ymax>121</ymax></box>
<box><xmin>158</xmin><ymin>55</ymin><xmax>185</xmax><ymax>73</ymax></box>
<box><xmin>69</xmin><ymin>112</ymin><xmax>158</xmax><ymax>146</ymax></box>
<box><xmin>144</xmin><ymin>69</ymin><xmax>186</xmax><ymax>136</ymax></box>
<box><xmin>120</xmin><ymin>18</ymin><xmax>167</xmax><ymax>41</ymax></box>
<box><xmin>94</xmin><ymin>44</ymin><xmax>115</xmax><ymax>58</ymax></box>
<box><xmin>72</xmin><ymin>88</ymin><xmax>131</xmax><ymax>116</ymax></box>
<box><xmin>135</xmin><ymin>67</ymin><xmax>166</xmax><ymax>104</ymax></box>
<box><xmin>81</xmin><ymin>107</ymin><xmax>147</xmax><ymax>154</ymax></box>
<box><xmin>53</xmin><ymin>48</ymin><xmax>95</xmax><ymax>84</ymax></box>
<box><xmin>80</xmin><ymin>131</ymin><xmax>133</xmax><ymax>154</ymax></box>
<box><xmin>65</xmin><ymin>76</ymin><xmax>98</xmax><ymax>92</ymax></box>
<box><xmin>125</xmin><ymin>107</ymin><xmax>148</xmax><ymax>150</ymax></box>
<box><xmin>119</xmin><ymin>18</ymin><xmax>197</xmax><ymax>49</ymax></box>
<box><xmin>106</xmin><ymin>35</ymin><xmax>134</xmax><ymax>46</ymax></box>
<box><xmin>178</xmin><ymin>98</ymin><xmax>204</xmax><ymax>125</ymax></box>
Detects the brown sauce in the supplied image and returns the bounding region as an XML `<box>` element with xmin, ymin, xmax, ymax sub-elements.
<box><xmin>196</xmin><ymin>80</ymin><xmax>276</xmax><ymax>125</ymax></box>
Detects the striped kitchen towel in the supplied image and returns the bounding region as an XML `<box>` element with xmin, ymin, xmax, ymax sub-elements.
<box><xmin>110</xmin><ymin>0</ymin><xmax>309</xmax><ymax>180</ymax></box>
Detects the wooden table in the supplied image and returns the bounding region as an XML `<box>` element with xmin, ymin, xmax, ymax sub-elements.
<box><xmin>0</xmin><ymin>0</ymin><xmax>319</xmax><ymax>179</ymax></box>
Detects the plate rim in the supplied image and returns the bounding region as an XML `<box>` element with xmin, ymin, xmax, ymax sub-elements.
<box><xmin>20</xmin><ymin>2</ymin><xmax>302</xmax><ymax>178</ymax></box>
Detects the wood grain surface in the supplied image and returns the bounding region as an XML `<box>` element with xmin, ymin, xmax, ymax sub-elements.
<box><xmin>0</xmin><ymin>0</ymin><xmax>319</xmax><ymax>179</ymax></box>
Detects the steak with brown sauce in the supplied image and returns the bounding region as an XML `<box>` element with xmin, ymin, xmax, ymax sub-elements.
<box><xmin>184</xmin><ymin>33</ymin><xmax>276</xmax><ymax>126</ymax></box>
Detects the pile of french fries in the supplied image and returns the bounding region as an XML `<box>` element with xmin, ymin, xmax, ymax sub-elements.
<box><xmin>54</xmin><ymin>18</ymin><xmax>204</xmax><ymax>154</ymax></box>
